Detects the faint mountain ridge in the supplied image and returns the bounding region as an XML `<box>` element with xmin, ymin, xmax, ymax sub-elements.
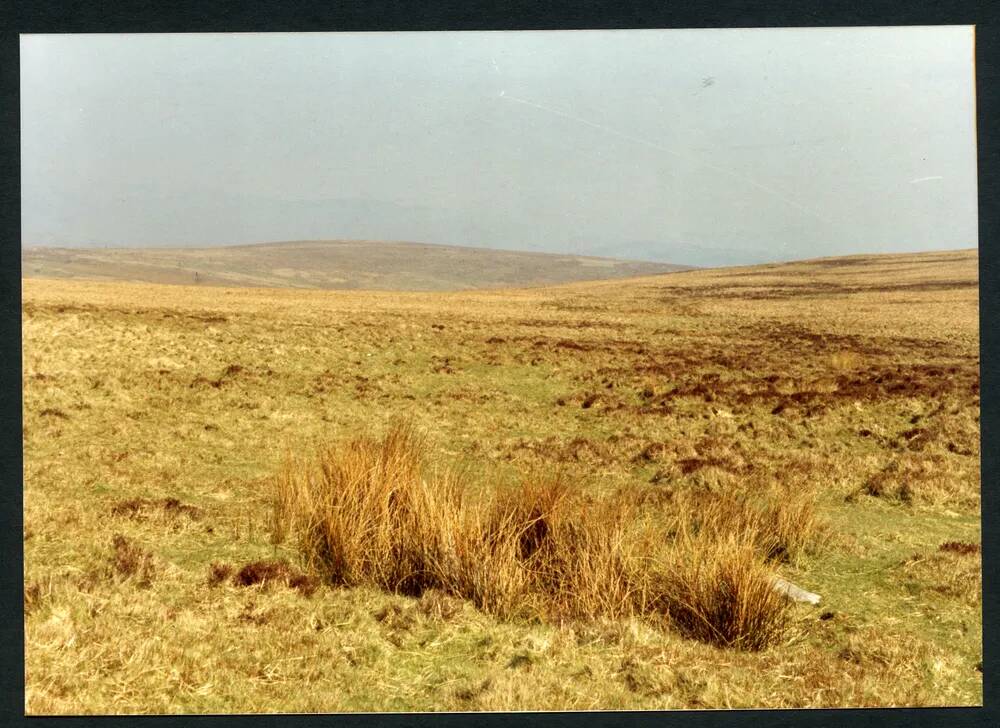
<box><xmin>22</xmin><ymin>239</ymin><xmax>694</xmax><ymax>292</ymax></box>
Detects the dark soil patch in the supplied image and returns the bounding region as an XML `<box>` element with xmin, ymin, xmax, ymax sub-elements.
<box><xmin>109</xmin><ymin>534</ymin><xmax>155</xmax><ymax>586</ymax></box>
<box><xmin>230</xmin><ymin>560</ymin><xmax>318</xmax><ymax>596</ymax></box>
<box><xmin>220</xmin><ymin>364</ymin><xmax>244</xmax><ymax>377</ymax></box>
<box><xmin>677</xmin><ymin>456</ymin><xmax>752</xmax><ymax>476</ymax></box>
<box><xmin>207</xmin><ymin>562</ymin><xmax>234</xmax><ymax>586</ymax></box>
<box><xmin>189</xmin><ymin>375</ymin><xmax>223</xmax><ymax>389</ymax></box>
<box><xmin>939</xmin><ymin>541</ymin><xmax>980</xmax><ymax>556</ymax></box>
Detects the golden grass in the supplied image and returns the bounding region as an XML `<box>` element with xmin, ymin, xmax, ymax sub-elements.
<box><xmin>829</xmin><ymin>350</ymin><xmax>863</xmax><ymax>372</ymax></box>
<box><xmin>274</xmin><ymin>423</ymin><xmax>469</xmax><ymax>596</ymax></box>
<box><xmin>21</xmin><ymin>248</ymin><xmax>981</xmax><ymax>711</ymax></box>
<box><xmin>650</xmin><ymin>530</ymin><xmax>790</xmax><ymax>651</ymax></box>
<box><xmin>273</xmin><ymin>421</ymin><xmax>814</xmax><ymax>651</ymax></box>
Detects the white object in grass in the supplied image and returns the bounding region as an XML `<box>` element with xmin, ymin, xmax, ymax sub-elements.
<box><xmin>772</xmin><ymin>576</ymin><xmax>821</xmax><ymax>605</ymax></box>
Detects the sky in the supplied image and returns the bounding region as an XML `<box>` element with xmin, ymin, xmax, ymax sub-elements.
<box><xmin>20</xmin><ymin>27</ymin><xmax>977</xmax><ymax>267</ymax></box>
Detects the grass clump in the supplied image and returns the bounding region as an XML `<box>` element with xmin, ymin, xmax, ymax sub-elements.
<box><xmin>273</xmin><ymin>423</ymin><xmax>801</xmax><ymax>651</ymax></box>
<box><xmin>649</xmin><ymin>530</ymin><xmax>791</xmax><ymax>651</ymax></box>
<box><xmin>672</xmin><ymin>485</ymin><xmax>821</xmax><ymax>565</ymax></box>
<box><xmin>273</xmin><ymin>423</ymin><xmax>470</xmax><ymax>597</ymax></box>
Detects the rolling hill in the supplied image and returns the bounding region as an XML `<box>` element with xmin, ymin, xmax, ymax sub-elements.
<box><xmin>21</xmin><ymin>240</ymin><xmax>693</xmax><ymax>291</ymax></box>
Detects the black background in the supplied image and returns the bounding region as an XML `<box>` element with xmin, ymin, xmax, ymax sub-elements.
<box><xmin>1</xmin><ymin>2</ymin><xmax>995</xmax><ymax>727</ymax></box>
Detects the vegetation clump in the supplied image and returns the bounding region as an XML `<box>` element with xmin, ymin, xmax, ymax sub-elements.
<box><xmin>273</xmin><ymin>422</ymin><xmax>811</xmax><ymax>650</ymax></box>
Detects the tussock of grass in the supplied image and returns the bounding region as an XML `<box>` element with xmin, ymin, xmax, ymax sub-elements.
<box><xmin>207</xmin><ymin>561</ymin><xmax>234</xmax><ymax>586</ymax></box>
<box><xmin>110</xmin><ymin>496</ymin><xmax>202</xmax><ymax>521</ymax></box>
<box><xmin>649</xmin><ymin>531</ymin><xmax>791</xmax><ymax>651</ymax></box>
<box><xmin>274</xmin><ymin>423</ymin><xmax>805</xmax><ymax>651</ymax></box>
<box><xmin>858</xmin><ymin>453</ymin><xmax>977</xmax><ymax>507</ymax></box>
<box><xmin>899</xmin><ymin>550</ymin><xmax>981</xmax><ymax>607</ymax></box>
<box><xmin>24</xmin><ymin>581</ymin><xmax>45</xmax><ymax>615</ymax></box>
<box><xmin>274</xmin><ymin>423</ymin><xmax>471</xmax><ymax>597</ymax></box>
<box><xmin>672</xmin><ymin>485</ymin><xmax>821</xmax><ymax>565</ymax></box>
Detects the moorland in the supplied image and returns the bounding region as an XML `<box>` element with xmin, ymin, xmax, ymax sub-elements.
<box><xmin>21</xmin><ymin>240</ymin><xmax>689</xmax><ymax>292</ymax></box>
<box><xmin>22</xmin><ymin>247</ymin><xmax>980</xmax><ymax>712</ymax></box>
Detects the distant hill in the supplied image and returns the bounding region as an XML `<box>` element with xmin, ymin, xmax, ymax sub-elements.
<box><xmin>21</xmin><ymin>240</ymin><xmax>693</xmax><ymax>292</ymax></box>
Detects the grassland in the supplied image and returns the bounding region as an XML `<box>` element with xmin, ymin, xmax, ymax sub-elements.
<box><xmin>20</xmin><ymin>240</ymin><xmax>689</xmax><ymax>291</ymax></box>
<box><xmin>22</xmin><ymin>248</ymin><xmax>981</xmax><ymax>713</ymax></box>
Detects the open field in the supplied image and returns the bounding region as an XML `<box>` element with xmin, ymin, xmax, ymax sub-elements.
<box><xmin>22</xmin><ymin>248</ymin><xmax>981</xmax><ymax>712</ymax></box>
<box><xmin>20</xmin><ymin>240</ymin><xmax>690</xmax><ymax>292</ymax></box>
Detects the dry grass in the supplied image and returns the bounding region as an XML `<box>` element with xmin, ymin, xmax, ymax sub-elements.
<box><xmin>108</xmin><ymin>534</ymin><xmax>155</xmax><ymax>587</ymax></box>
<box><xmin>273</xmin><ymin>421</ymin><xmax>812</xmax><ymax>651</ymax></box>
<box><xmin>274</xmin><ymin>423</ymin><xmax>470</xmax><ymax>597</ymax></box>
<box><xmin>650</xmin><ymin>531</ymin><xmax>790</xmax><ymax>651</ymax></box>
<box><xmin>665</xmin><ymin>484</ymin><xmax>822</xmax><ymax>565</ymax></box>
<box><xmin>22</xmin><ymin>248</ymin><xmax>981</xmax><ymax>712</ymax></box>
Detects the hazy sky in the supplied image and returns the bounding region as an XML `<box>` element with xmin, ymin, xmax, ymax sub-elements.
<box><xmin>21</xmin><ymin>28</ymin><xmax>977</xmax><ymax>267</ymax></box>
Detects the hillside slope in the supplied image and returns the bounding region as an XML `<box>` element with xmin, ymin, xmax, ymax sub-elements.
<box><xmin>21</xmin><ymin>240</ymin><xmax>692</xmax><ymax>291</ymax></box>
